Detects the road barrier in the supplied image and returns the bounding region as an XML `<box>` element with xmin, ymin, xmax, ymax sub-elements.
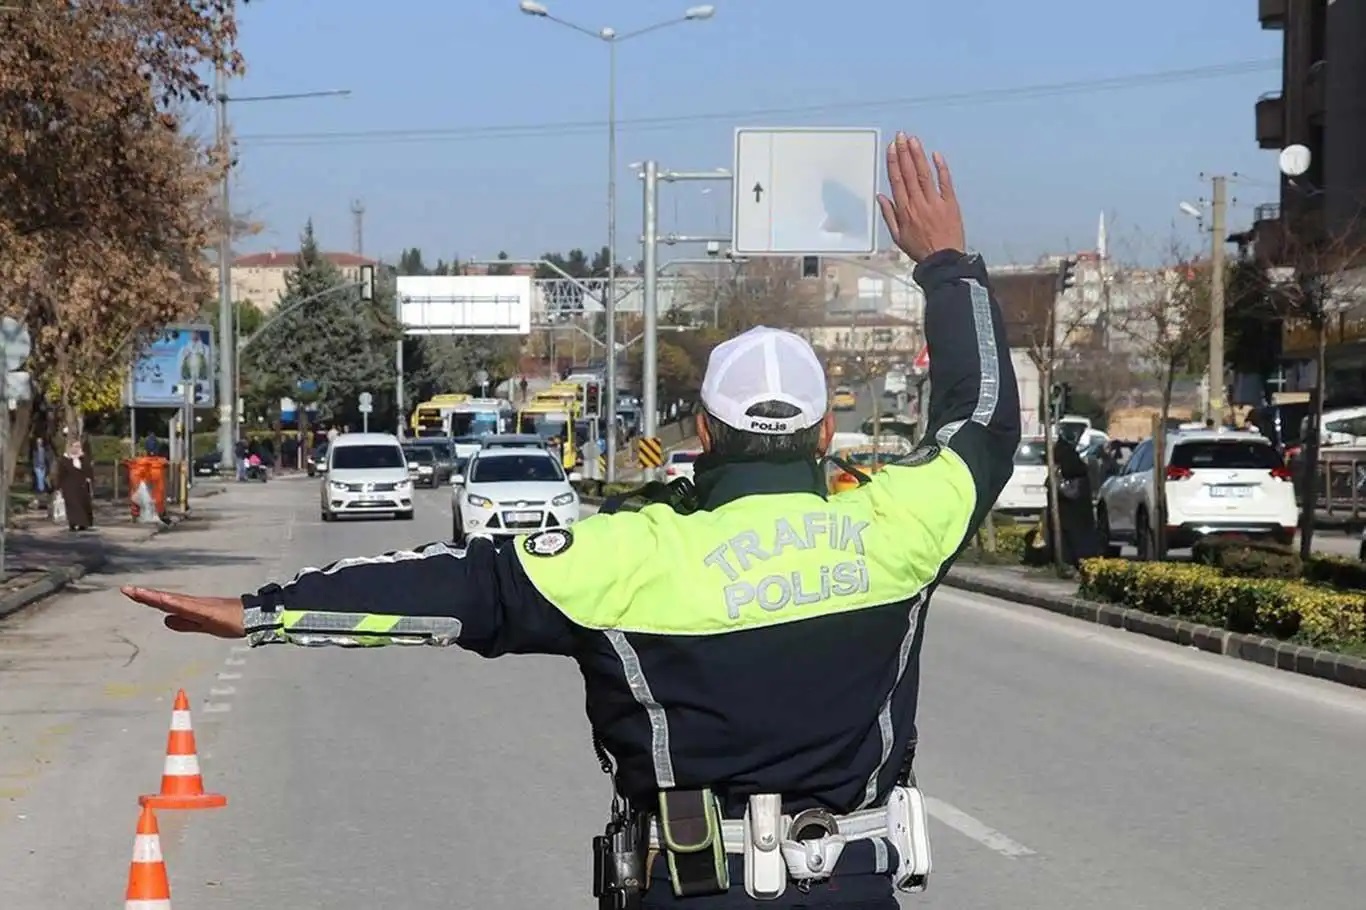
<box><xmin>636</xmin><ymin>436</ymin><xmax>664</xmax><ymax>469</ymax></box>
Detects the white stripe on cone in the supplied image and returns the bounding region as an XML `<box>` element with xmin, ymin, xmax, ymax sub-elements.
<box><xmin>131</xmin><ymin>833</ymin><xmax>164</xmax><ymax>863</ymax></box>
<box><xmin>169</xmin><ymin>710</ymin><xmax>193</xmax><ymax>731</ymax></box>
<box><xmin>162</xmin><ymin>753</ymin><xmax>201</xmax><ymax>776</ymax></box>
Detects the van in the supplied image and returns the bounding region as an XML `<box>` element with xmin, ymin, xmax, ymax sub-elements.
<box><xmin>320</xmin><ymin>433</ymin><xmax>414</xmax><ymax>521</ymax></box>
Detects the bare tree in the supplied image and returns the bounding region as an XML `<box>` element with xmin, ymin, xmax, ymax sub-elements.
<box><xmin>994</xmin><ymin>265</ymin><xmax>1103</xmax><ymax>574</ymax></box>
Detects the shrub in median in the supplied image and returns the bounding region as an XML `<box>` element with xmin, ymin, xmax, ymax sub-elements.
<box><xmin>1078</xmin><ymin>558</ymin><xmax>1366</xmax><ymax>650</ymax></box>
<box><xmin>1191</xmin><ymin>538</ymin><xmax>1302</xmax><ymax>580</ymax></box>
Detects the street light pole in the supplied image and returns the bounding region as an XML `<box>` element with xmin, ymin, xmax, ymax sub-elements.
<box><xmin>214</xmin><ymin>61</ymin><xmax>234</xmax><ymax>470</ymax></box>
<box><xmin>517</xmin><ymin>1</ymin><xmax>715</xmax><ymax>482</ymax></box>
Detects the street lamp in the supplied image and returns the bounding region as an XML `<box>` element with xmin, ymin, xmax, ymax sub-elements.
<box><xmin>212</xmin><ymin>71</ymin><xmax>350</xmax><ymax>469</ymax></box>
<box><xmin>517</xmin><ymin>1</ymin><xmax>715</xmax><ymax>482</ymax></box>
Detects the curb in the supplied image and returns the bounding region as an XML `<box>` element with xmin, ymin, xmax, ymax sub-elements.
<box><xmin>942</xmin><ymin>569</ymin><xmax>1366</xmax><ymax>691</ymax></box>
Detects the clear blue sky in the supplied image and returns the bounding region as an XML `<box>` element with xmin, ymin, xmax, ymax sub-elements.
<box><xmin>227</xmin><ymin>0</ymin><xmax>1284</xmax><ymax>267</ymax></box>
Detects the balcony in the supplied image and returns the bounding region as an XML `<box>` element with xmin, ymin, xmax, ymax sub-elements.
<box><xmin>1307</xmin><ymin>60</ymin><xmax>1326</xmax><ymax>123</ymax></box>
<box><xmin>1255</xmin><ymin>92</ymin><xmax>1285</xmax><ymax>149</ymax></box>
<box><xmin>1252</xmin><ymin>203</ymin><xmax>1286</xmax><ymax>266</ymax></box>
<box><xmin>1258</xmin><ymin>0</ymin><xmax>1286</xmax><ymax>29</ymax></box>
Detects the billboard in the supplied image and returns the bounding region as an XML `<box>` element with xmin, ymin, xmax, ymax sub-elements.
<box><xmin>397</xmin><ymin>275</ymin><xmax>532</xmax><ymax>336</ymax></box>
<box><xmin>130</xmin><ymin>323</ymin><xmax>216</xmax><ymax>408</ymax></box>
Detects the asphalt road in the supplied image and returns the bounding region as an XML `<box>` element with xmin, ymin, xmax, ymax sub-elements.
<box><xmin>3</xmin><ymin>472</ymin><xmax>1366</xmax><ymax>908</ymax></box>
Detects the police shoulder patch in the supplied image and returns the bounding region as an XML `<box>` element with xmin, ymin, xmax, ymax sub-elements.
<box><xmin>523</xmin><ymin>528</ymin><xmax>573</xmax><ymax>557</ymax></box>
<box><xmin>899</xmin><ymin>442</ymin><xmax>941</xmax><ymax>467</ymax></box>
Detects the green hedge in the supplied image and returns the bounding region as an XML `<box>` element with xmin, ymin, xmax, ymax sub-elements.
<box><xmin>1192</xmin><ymin>538</ymin><xmax>1366</xmax><ymax>593</ymax></box>
<box><xmin>1079</xmin><ymin>558</ymin><xmax>1366</xmax><ymax>651</ymax></box>
<box><xmin>85</xmin><ymin>434</ymin><xmax>219</xmax><ymax>464</ymax></box>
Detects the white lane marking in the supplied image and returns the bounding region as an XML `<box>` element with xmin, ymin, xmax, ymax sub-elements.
<box><xmin>925</xmin><ymin>796</ymin><xmax>1036</xmax><ymax>858</ymax></box>
<box><xmin>935</xmin><ymin>587</ymin><xmax>1366</xmax><ymax>719</ymax></box>
<box><xmin>285</xmin><ymin>507</ymin><xmax>296</xmax><ymax>542</ymax></box>
<box><xmin>202</xmin><ymin>702</ymin><xmax>232</xmax><ymax>714</ymax></box>
<box><xmin>229</xmin><ymin>645</ymin><xmax>251</xmax><ymax>654</ymax></box>
<box><xmin>216</xmin><ymin>672</ymin><xmax>242</xmax><ymax>681</ymax></box>
<box><xmin>224</xmin><ymin>656</ymin><xmax>247</xmax><ymax>666</ymax></box>
<box><xmin>209</xmin><ymin>686</ymin><xmax>236</xmax><ymax>697</ymax></box>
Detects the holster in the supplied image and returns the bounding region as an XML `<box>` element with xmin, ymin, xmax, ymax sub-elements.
<box><xmin>656</xmin><ymin>788</ymin><xmax>729</xmax><ymax>898</ymax></box>
<box><xmin>593</xmin><ymin>810</ymin><xmax>648</xmax><ymax>910</ymax></box>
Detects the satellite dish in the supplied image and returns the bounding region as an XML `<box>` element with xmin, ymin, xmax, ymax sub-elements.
<box><xmin>1279</xmin><ymin>144</ymin><xmax>1312</xmax><ymax>177</ymax></box>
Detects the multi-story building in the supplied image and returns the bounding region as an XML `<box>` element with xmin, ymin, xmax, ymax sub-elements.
<box><xmin>1247</xmin><ymin>0</ymin><xmax>1366</xmax><ymax>399</ymax></box>
<box><xmin>1252</xmin><ymin>0</ymin><xmax>1366</xmax><ymax>260</ymax></box>
<box><xmin>214</xmin><ymin>250</ymin><xmax>378</xmax><ymax>313</ymax></box>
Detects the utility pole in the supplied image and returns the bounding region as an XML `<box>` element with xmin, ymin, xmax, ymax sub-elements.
<box><xmin>1208</xmin><ymin>175</ymin><xmax>1227</xmax><ymax>425</ymax></box>
<box><xmin>214</xmin><ymin>59</ymin><xmax>235</xmax><ymax>470</ymax></box>
<box><xmin>351</xmin><ymin>199</ymin><xmax>365</xmax><ymax>256</ymax></box>
<box><xmin>641</xmin><ymin>161</ymin><xmax>659</xmax><ymax>462</ymax></box>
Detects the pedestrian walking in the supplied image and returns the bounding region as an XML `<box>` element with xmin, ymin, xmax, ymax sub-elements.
<box><xmin>55</xmin><ymin>438</ymin><xmax>96</xmax><ymax>532</ymax></box>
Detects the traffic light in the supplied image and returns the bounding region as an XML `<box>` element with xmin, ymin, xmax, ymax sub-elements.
<box><xmin>582</xmin><ymin>381</ymin><xmax>601</xmax><ymax>420</ymax></box>
<box><xmin>1055</xmin><ymin>257</ymin><xmax>1077</xmax><ymax>295</ymax></box>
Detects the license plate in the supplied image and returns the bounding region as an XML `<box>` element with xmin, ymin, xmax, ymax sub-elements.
<box><xmin>507</xmin><ymin>511</ymin><xmax>540</xmax><ymax>523</ymax></box>
<box><xmin>360</xmin><ymin>493</ymin><xmax>383</xmax><ymax>502</ymax></box>
<box><xmin>1209</xmin><ymin>486</ymin><xmax>1252</xmax><ymax>499</ymax></box>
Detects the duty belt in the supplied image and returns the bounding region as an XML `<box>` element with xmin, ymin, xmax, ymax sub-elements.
<box><xmin>645</xmin><ymin>788</ymin><xmax>932</xmax><ymax>901</ymax></box>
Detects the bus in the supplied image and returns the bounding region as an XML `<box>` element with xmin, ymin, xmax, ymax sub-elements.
<box><xmin>410</xmin><ymin>394</ymin><xmax>472</xmax><ymax>437</ymax></box>
<box><xmin>448</xmin><ymin>398</ymin><xmax>515</xmax><ymax>460</ymax></box>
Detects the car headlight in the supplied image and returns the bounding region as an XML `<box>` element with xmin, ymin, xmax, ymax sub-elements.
<box><xmin>466</xmin><ymin>493</ymin><xmax>493</xmax><ymax>509</ymax></box>
<box><xmin>396</xmin><ymin>478</ymin><xmax>412</xmax><ymax>489</ymax></box>
<box><xmin>330</xmin><ymin>481</ymin><xmax>348</xmax><ymax>492</ymax></box>
<box><xmin>552</xmin><ymin>491</ymin><xmax>577</xmax><ymax>507</ymax></box>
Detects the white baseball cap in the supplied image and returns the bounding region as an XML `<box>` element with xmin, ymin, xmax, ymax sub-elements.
<box><xmin>700</xmin><ymin>326</ymin><xmax>828</xmax><ymax>435</ymax></box>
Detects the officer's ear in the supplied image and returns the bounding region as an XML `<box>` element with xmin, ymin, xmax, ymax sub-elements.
<box><xmin>696</xmin><ymin>412</ymin><xmax>712</xmax><ymax>452</ymax></box>
<box><xmin>815</xmin><ymin>411</ymin><xmax>836</xmax><ymax>456</ymax></box>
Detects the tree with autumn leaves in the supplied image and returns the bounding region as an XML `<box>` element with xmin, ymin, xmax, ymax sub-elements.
<box><xmin>0</xmin><ymin>1</ymin><xmax>244</xmax><ymax>482</ymax></box>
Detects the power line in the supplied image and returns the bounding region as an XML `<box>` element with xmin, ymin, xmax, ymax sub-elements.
<box><xmin>238</xmin><ymin>59</ymin><xmax>1276</xmax><ymax>148</ymax></box>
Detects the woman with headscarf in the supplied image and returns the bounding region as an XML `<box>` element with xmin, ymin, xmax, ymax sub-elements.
<box><xmin>1026</xmin><ymin>438</ymin><xmax>1102</xmax><ymax>568</ymax></box>
<box><xmin>54</xmin><ymin>438</ymin><xmax>96</xmax><ymax>532</ymax></box>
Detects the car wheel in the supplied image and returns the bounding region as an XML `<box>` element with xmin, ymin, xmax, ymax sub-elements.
<box><xmin>321</xmin><ymin>509</ymin><xmax>332</xmax><ymax>522</ymax></box>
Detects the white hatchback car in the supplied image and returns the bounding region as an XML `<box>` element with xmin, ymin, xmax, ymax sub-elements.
<box><xmin>451</xmin><ymin>447</ymin><xmax>582</xmax><ymax>544</ymax></box>
<box><xmin>321</xmin><ymin>433</ymin><xmax>414</xmax><ymax>521</ymax></box>
<box><xmin>1095</xmin><ymin>430</ymin><xmax>1297</xmax><ymax>558</ymax></box>
<box><xmin>994</xmin><ymin>436</ymin><xmax>1049</xmax><ymax>515</ymax></box>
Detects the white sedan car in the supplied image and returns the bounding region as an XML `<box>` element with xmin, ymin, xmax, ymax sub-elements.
<box><xmin>451</xmin><ymin>447</ymin><xmax>582</xmax><ymax>544</ymax></box>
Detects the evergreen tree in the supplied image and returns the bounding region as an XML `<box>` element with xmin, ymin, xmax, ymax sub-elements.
<box><xmin>240</xmin><ymin>220</ymin><xmax>400</xmax><ymax>425</ymax></box>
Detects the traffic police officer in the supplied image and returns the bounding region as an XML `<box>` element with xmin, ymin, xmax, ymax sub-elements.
<box><xmin>124</xmin><ymin>133</ymin><xmax>1021</xmax><ymax>909</ymax></box>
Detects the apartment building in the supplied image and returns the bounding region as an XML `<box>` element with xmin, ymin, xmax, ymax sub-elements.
<box><xmin>1251</xmin><ymin>0</ymin><xmax>1366</xmax><ymax>261</ymax></box>
<box><xmin>214</xmin><ymin>250</ymin><xmax>378</xmax><ymax>313</ymax></box>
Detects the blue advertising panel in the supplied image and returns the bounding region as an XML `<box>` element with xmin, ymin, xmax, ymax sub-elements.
<box><xmin>130</xmin><ymin>323</ymin><xmax>216</xmax><ymax>408</ymax></box>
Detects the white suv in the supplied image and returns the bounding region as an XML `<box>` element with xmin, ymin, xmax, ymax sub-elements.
<box><xmin>1095</xmin><ymin>430</ymin><xmax>1297</xmax><ymax>558</ymax></box>
<box><xmin>451</xmin><ymin>447</ymin><xmax>581</xmax><ymax>544</ymax></box>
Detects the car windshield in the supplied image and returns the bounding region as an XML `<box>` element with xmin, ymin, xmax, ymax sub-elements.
<box><xmin>835</xmin><ymin>387</ymin><xmax>853</xmax><ymax>395</ymax></box>
<box><xmin>332</xmin><ymin>444</ymin><xmax>405</xmax><ymax>470</ymax></box>
<box><xmin>403</xmin><ymin>447</ymin><xmax>436</xmax><ymax>463</ymax></box>
<box><xmin>312</xmin><ymin>445</ymin><xmax>328</xmax><ymax>459</ymax></box>
<box><xmin>1014</xmin><ymin>440</ymin><xmax>1049</xmax><ymax>466</ymax></box>
<box><xmin>470</xmin><ymin>454</ymin><xmax>563</xmax><ymax>484</ymax></box>
<box><xmin>1171</xmin><ymin>440</ymin><xmax>1281</xmax><ymax>470</ymax></box>
<box><xmin>450</xmin><ymin>411</ymin><xmax>500</xmax><ymax>437</ymax></box>
<box><xmin>416</xmin><ymin>442</ymin><xmax>453</xmax><ymax>460</ymax></box>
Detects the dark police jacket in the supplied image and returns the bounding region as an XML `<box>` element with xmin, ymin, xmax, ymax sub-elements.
<box><xmin>241</xmin><ymin>249</ymin><xmax>1021</xmax><ymax>822</ymax></box>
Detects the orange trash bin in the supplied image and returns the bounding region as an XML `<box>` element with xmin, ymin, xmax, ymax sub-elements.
<box><xmin>126</xmin><ymin>456</ymin><xmax>169</xmax><ymax>520</ymax></box>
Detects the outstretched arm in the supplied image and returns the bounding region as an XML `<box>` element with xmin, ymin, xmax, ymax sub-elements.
<box><xmin>123</xmin><ymin>536</ymin><xmax>580</xmax><ymax>657</ymax></box>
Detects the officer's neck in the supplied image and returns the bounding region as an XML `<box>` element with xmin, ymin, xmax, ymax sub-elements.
<box><xmin>692</xmin><ymin>454</ymin><xmax>828</xmax><ymax>510</ymax></box>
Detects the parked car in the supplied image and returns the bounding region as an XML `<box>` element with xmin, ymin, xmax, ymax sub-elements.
<box><xmin>193</xmin><ymin>450</ymin><xmax>222</xmax><ymax>477</ymax></box>
<box><xmin>994</xmin><ymin>437</ymin><xmax>1048</xmax><ymax>515</ymax></box>
<box><xmin>1095</xmin><ymin>429</ymin><xmax>1297</xmax><ymax>558</ymax></box>
<box><xmin>831</xmin><ymin>386</ymin><xmax>858</xmax><ymax>411</ymax></box>
<box><xmin>408</xmin><ymin>437</ymin><xmax>456</xmax><ymax>485</ymax></box>
<box><xmin>320</xmin><ymin>433</ymin><xmax>414</xmax><ymax>521</ymax></box>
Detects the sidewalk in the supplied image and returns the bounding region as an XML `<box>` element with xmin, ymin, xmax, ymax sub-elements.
<box><xmin>1</xmin><ymin>483</ymin><xmax>226</xmax><ymax>620</ymax></box>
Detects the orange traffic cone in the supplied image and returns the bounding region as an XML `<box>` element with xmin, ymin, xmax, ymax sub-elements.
<box><xmin>139</xmin><ymin>689</ymin><xmax>227</xmax><ymax>810</ymax></box>
<box><xmin>125</xmin><ymin>805</ymin><xmax>173</xmax><ymax>909</ymax></box>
